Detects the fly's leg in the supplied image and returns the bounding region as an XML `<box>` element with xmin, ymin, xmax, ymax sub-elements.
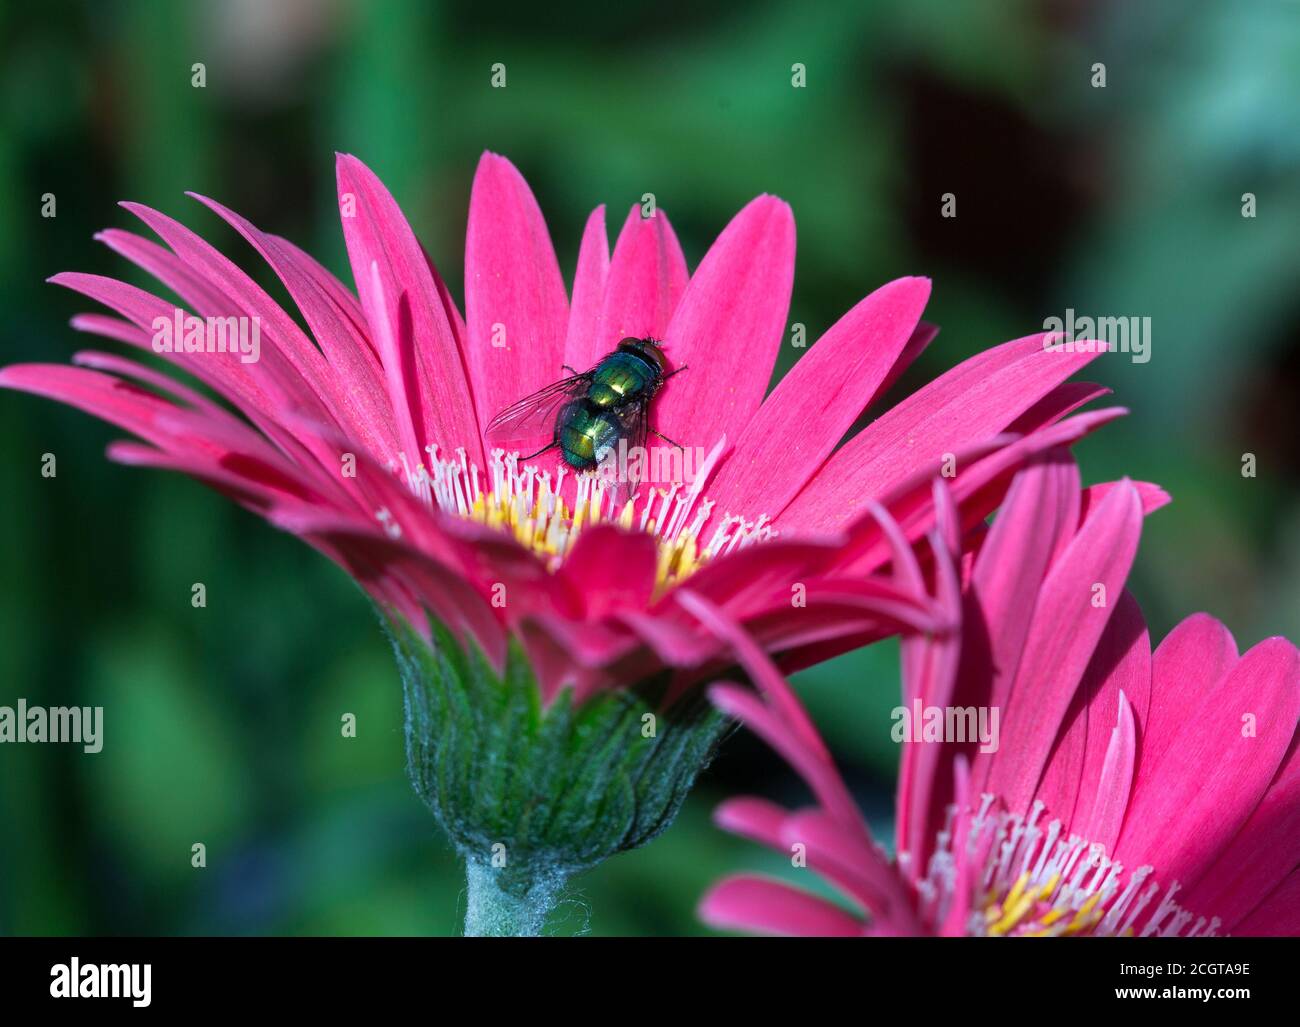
<box><xmin>650</xmin><ymin>428</ymin><xmax>685</xmax><ymax>450</ymax></box>
<box><xmin>522</xmin><ymin>414</ymin><xmax>570</xmax><ymax>462</ymax></box>
<box><xmin>520</xmin><ymin>442</ymin><xmax>559</xmax><ymax>460</ymax></box>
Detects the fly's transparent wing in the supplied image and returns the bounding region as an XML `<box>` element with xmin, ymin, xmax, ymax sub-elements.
<box><xmin>484</xmin><ymin>373</ymin><xmax>593</xmax><ymax>454</ymax></box>
<box><xmin>595</xmin><ymin>397</ymin><xmax>651</xmax><ymax>510</ymax></box>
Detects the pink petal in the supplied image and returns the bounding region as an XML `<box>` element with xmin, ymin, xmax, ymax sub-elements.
<box><xmin>664</xmin><ymin>538</ymin><xmax>842</xmax><ymax>615</ymax></box>
<box><xmin>613</xmin><ymin>609</ymin><xmax>720</xmax><ymax>668</ymax></box>
<box><xmin>557</xmin><ymin>523</ymin><xmax>657</xmax><ymax>619</ymax></box>
<box><xmin>986</xmin><ymin>480</ymin><xmax>1144</xmax><ymax>813</ymax></box>
<box><xmin>965</xmin><ymin>456</ymin><xmax>1082</xmax><ymax>794</ymax></box>
<box><xmin>679</xmin><ymin>591</ymin><xmax>830</xmax><ymax>761</ymax></box>
<box><xmin>51</xmin><ymin>271</ymin><xmax>282</xmax><ymax>433</ymax></box>
<box><xmin>714</xmin><ymin>796</ymin><xmax>791</xmax><ymax>848</ymax></box>
<box><xmin>105</xmin><ymin>441</ymin><xmax>330</xmax><ymax>531</ymax></box>
<box><xmin>1080</xmin><ymin>688</ymin><xmax>1138</xmax><ymax>850</ymax></box>
<box><xmin>187</xmin><ymin>192</ymin><xmax>399</xmax><ymax>462</ymax></box>
<box><xmin>719</xmin><ymin>586</ymin><xmax>942</xmax><ymax>658</ymax></box>
<box><xmin>562</xmin><ymin>205</ymin><xmax>609</xmax><ymax>371</ymax></box>
<box><xmin>1006</xmin><ymin>381</ymin><xmax>1111</xmax><ymax>434</ymax></box>
<box><xmin>698</xmin><ymin>875</ymin><xmax>863</xmax><ymax>936</ymax></box>
<box><xmin>1138</xmin><ymin>614</ymin><xmax>1239</xmax><ymax>786</ymax></box>
<box><xmin>778</xmin><ymin>332</ymin><xmax>1108</xmax><ymax>533</ymax></box>
<box><xmin>780</xmin><ymin>810</ymin><xmax>911</xmax><ymax>922</ymax></box>
<box><xmin>654</xmin><ymin>195</ymin><xmax>796</xmax><ymax>455</ymax></box>
<box><xmin>1231</xmin><ymin>869</ymin><xmax>1300</xmax><ymax>936</ymax></box>
<box><xmin>1080</xmin><ymin>479</ymin><xmax>1172</xmax><ymax>520</ymax></box>
<box><xmin>707</xmin><ymin>682</ymin><xmax>859</xmax><ymax>828</ymax></box>
<box><xmin>1115</xmin><ymin>636</ymin><xmax>1300</xmax><ymax>890</ymax></box>
<box><xmin>335</xmin><ymin>153</ymin><xmax>483</xmax><ymax>465</ymax></box>
<box><xmin>1035</xmin><ymin>588</ymin><xmax>1150</xmax><ymax>834</ymax></box>
<box><xmin>865</xmin><ymin>321</ymin><xmax>939</xmax><ymax>410</ymax></box>
<box><xmin>117</xmin><ymin>203</ymin><xmax>349</xmax><ymax>432</ymax></box>
<box><xmin>1180</xmin><ymin>736</ymin><xmax>1300</xmax><ymax>930</ymax></box>
<box><xmin>521</xmin><ymin>615</ymin><xmax>642</xmax><ymax>698</ymax></box>
<box><xmin>1077</xmin><ymin>591</ymin><xmax>1151</xmax><ymax>847</ymax></box>
<box><xmin>464</xmin><ymin>151</ymin><xmax>569</xmax><ymax>441</ymax></box>
<box><xmin>706</xmin><ymin>277</ymin><xmax>932</xmax><ymax>523</ymax></box>
<box><xmin>71</xmin><ymin>349</ymin><xmax>227</xmax><ymax>419</ymax></box>
<box><xmin>294</xmin><ymin>518</ymin><xmax>510</xmax><ymax>671</ymax></box>
<box><xmin>897</xmin><ymin>523</ymin><xmax>963</xmax><ymax>868</ymax></box>
<box><xmin>584</xmin><ymin>203</ymin><xmax>687</xmax><ymax>369</ymax></box>
<box><xmin>76</xmin><ymin>238</ymin><xmax>363</xmax><ymax>493</ymax></box>
<box><xmin>0</xmin><ymin>364</ymin><xmax>258</xmax><ymax>476</ymax></box>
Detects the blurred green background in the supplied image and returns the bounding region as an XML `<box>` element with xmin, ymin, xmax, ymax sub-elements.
<box><xmin>1</xmin><ymin>0</ymin><xmax>1297</xmax><ymax>935</ymax></box>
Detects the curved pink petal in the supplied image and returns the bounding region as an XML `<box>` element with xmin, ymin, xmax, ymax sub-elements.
<box><xmin>1136</xmin><ymin>613</ymin><xmax>1239</xmax><ymax>790</ymax></box>
<box><xmin>1180</xmin><ymin>736</ymin><xmax>1300</xmax><ymax>930</ymax></box>
<box><xmin>557</xmin><ymin>523</ymin><xmax>657</xmax><ymax>620</ymax></box>
<box><xmin>562</xmin><ymin>205</ymin><xmax>609</xmax><ymax>370</ymax></box>
<box><xmin>117</xmin><ymin>202</ymin><xmax>350</xmax><ymax>433</ymax></box>
<box><xmin>288</xmin><ymin>517</ymin><xmax>511</xmax><ymax>671</ymax></box>
<box><xmin>1080</xmin><ymin>479</ymin><xmax>1172</xmax><ymax>520</ymax></box>
<box><xmin>1034</xmin><ymin>587</ymin><xmax>1150</xmax><ymax>833</ymax></box>
<box><xmin>865</xmin><ymin>320</ymin><xmax>939</xmax><ymax>409</ymax></box>
<box><xmin>0</xmin><ymin>364</ymin><xmax>303</xmax><ymax>490</ymax></box>
<box><xmin>679</xmin><ymin>590</ymin><xmax>830</xmax><ymax>760</ymax></box>
<box><xmin>1006</xmin><ymin>381</ymin><xmax>1110</xmax><ymax>434</ymax></box>
<box><xmin>714</xmin><ymin>796</ymin><xmax>790</xmax><ymax>848</ymax></box>
<box><xmin>778</xmin><ymin>333</ymin><xmax>1108</xmax><ymax>533</ymax></box>
<box><xmin>1231</xmin><ymin>869</ymin><xmax>1300</xmax><ymax>936</ymax></box>
<box><xmin>654</xmin><ymin>195</ymin><xmax>795</xmax><ymax>455</ymax></box>
<box><xmin>81</xmin><ymin>231</ymin><xmax>366</xmax><ymax>477</ymax></box>
<box><xmin>582</xmin><ymin>203</ymin><xmax>687</xmax><ymax>369</ymax></box>
<box><xmin>707</xmin><ymin>683</ymin><xmax>859</xmax><ymax>828</ymax></box>
<box><xmin>187</xmin><ymin>192</ymin><xmax>399</xmax><ymax>462</ymax></box>
<box><xmin>664</xmin><ymin>538</ymin><xmax>843</xmax><ymax>615</ymax></box>
<box><xmin>706</xmin><ymin>277</ymin><xmax>931</xmax><ymax>522</ymax></box>
<box><xmin>699</xmin><ymin>875</ymin><xmax>863</xmax><ymax>936</ymax></box>
<box><xmin>780</xmin><ymin>810</ymin><xmax>915</xmax><ymax>927</ymax></box>
<box><xmin>967</xmin><ymin>456</ymin><xmax>1082</xmax><ymax>787</ymax></box>
<box><xmin>986</xmin><ymin>479</ymin><xmax>1143</xmax><ymax>813</ymax></box>
<box><xmin>613</xmin><ymin>609</ymin><xmax>720</xmax><ymax>668</ymax></box>
<box><xmin>52</xmin><ymin>271</ymin><xmax>275</xmax><ymax>423</ymax></box>
<box><xmin>1080</xmin><ymin>688</ymin><xmax>1137</xmax><ymax>850</ymax></box>
<box><xmin>335</xmin><ymin>153</ymin><xmax>483</xmax><ymax>466</ymax></box>
<box><xmin>896</xmin><ymin>524</ymin><xmax>963</xmax><ymax>869</ymax></box>
<box><xmin>1076</xmin><ymin>591</ymin><xmax>1151</xmax><ymax>847</ymax></box>
<box><xmin>71</xmin><ymin>349</ymin><xmax>228</xmax><ymax>420</ymax></box>
<box><xmin>464</xmin><ymin>151</ymin><xmax>569</xmax><ymax>439</ymax></box>
<box><xmin>1115</xmin><ymin>636</ymin><xmax>1300</xmax><ymax>889</ymax></box>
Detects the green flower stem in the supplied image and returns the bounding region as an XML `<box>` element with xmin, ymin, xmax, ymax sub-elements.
<box><xmin>463</xmin><ymin>858</ymin><xmax>567</xmax><ymax>937</ymax></box>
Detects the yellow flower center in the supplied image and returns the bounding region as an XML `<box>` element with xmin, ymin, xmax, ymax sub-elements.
<box><xmin>912</xmin><ymin>796</ymin><xmax>1219</xmax><ymax>937</ymax></box>
<box><xmin>379</xmin><ymin>440</ymin><xmax>775</xmax><ymax>591</ymax></box>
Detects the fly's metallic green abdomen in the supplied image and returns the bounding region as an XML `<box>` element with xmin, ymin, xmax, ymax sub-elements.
<box><xmin>559</xmin><ymin>402</ymin><xmax>622</xmax><ymax>467</ymax></box>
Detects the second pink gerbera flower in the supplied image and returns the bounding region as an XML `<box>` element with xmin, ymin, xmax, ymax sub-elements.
<box><xmin>701</xmin><ymin>459</ymin><xmax>1299</xmax><ymax>937</ymax></box>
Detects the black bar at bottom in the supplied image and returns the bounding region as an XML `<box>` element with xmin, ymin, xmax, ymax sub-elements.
<box><xmin>0</xmin><ymin>935</ymin><xmax>1291</xmax><ymax>1014</ymax></box>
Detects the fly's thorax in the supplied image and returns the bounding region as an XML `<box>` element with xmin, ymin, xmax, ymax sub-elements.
<box><xmin>587</xmin><ymin>350</ymin><xmax>659</xmax><ymax>408</ymax></box>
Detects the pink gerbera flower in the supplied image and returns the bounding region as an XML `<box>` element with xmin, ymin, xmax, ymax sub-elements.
<box><xmin>3</xmin><ymin>152</ymin><xmax>1125</xmax><ymax>699</ymax></box>
<box><xmin>4</xmin><ymin>152</ymin><xmax>1135</xmax><ymax>932</ymax></box>
<box><xmin>698</xmin><ymin>457</ymin><xmax>1299</xmax><ymax>937</ymax></box>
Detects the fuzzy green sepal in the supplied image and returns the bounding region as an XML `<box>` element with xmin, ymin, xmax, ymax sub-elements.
<box><xmin>386</xmin><ymin>617</ymin><xmax>731</xmax><ymax>934</ymax></box>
